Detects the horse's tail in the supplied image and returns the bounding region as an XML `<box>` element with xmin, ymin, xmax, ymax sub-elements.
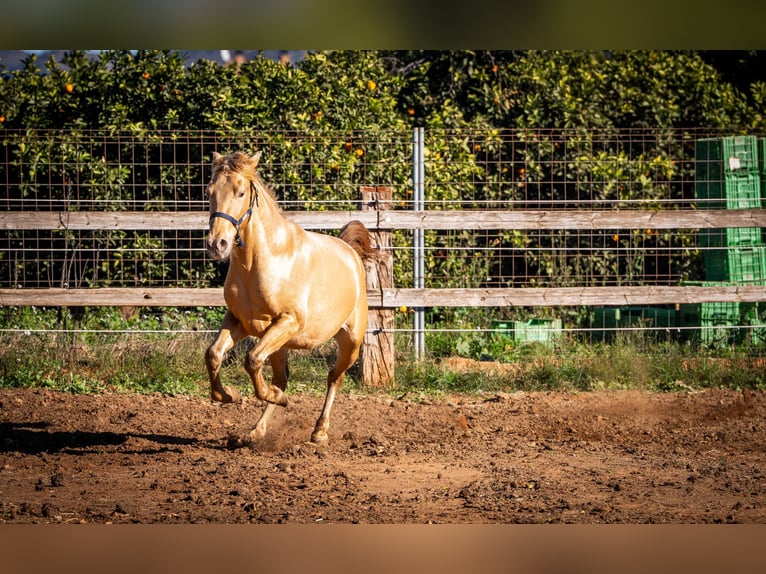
<box><xmin>339</xmin><ymin>220</ymin><xmax>375</xmax><ymax>263</ymax></box>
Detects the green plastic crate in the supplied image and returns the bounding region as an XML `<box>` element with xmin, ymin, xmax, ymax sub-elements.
<box><xmin>679</xmin><ymin>303</ymin><xmax>739</xmax><ymax>346</ymax></box>
<box><xmin>696</xmin><ymin>136</ymin><xmax>760</xmax><ymax>181</ymax></box>
<box><xmin>695</xmin><ymin>171</ymin><xmax>762</xmax><ymax>210</ymax></box>
<box><xmin>723</xmin><ymin>136</ymin><xmax>760</xmax><ymax>172</ymax></box>
<box><xmin>700</xmin><ymin>321</ymin><xmax>741</xmax><ymax>347</ymax></box>
<box><xmin>492</xmin><ymin>320</ymin><xmax>513</xmax><ymax>334</ymax></box>
<box><xmin>742</xmin><ymin>322</ymin><xmax>766</xmax><ymax>345</ymax></box>
<box><xmin>698</xmin><ymin>227</ymin><xmax>764</xmax><ymax>248</ymax></box>
<box><xmin>512</xmin><ymin>318</ymin><xmax>562</xmax><ymax>346</ymax></box>
<box><xmin>590</xmin><ymin>307</ymin><xmax>619</xmax><ymax>341</ymax></box>
<box><xmin>680</xmin><ymin>301</ymin><xmax>742</xmax><ymax>325</ymax></box>
<box><xmin>592</xmin><ymin>306</ymin><xmax>677</xmax><ymax>329</ymax></box>
<box><xmin>696</xmin><ymin>312</ymin><xmax>762</xmax><ymax>346</ymax></box>
<box><xmin>758</xmin><ymin>137</ymin><xmax>766</xmax><ymax>175</ymax></box>
<box><xmin>759</xmin><ymin>137</ymin><xmax>766</xmax><ymax>203</ymax></box>
<box><xmin>679</xmin><ymin>289</ymin><xmax>760</xmax><ymax>346</ymax></box>
<box><xmin>703</xmin><ymin>245</ymin><xmax>766</xmax><ymax>282</ymax></box>
<box><xmin>679</xmin><ymin>281</ymin><xmax>759</xmax><ymax>318</ymax></box>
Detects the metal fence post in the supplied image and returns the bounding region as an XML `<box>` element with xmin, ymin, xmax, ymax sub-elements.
<box><xmin>413</xmin><ymin>127</ymin><xmax>425</xmax><ymax>360</ymax></box>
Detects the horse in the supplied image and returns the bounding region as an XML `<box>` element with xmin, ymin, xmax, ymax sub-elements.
<box><xmin>204</xmin><ymin>150</ymin><xmax>374</xmax><ymax>443</ymax></box>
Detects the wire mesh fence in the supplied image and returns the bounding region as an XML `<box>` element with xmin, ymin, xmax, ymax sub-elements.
<box><xmin>3</xmin><ymin>127</ymin><xmax>749</xmax><ymax>210</ymax></box>
<box><xmin>0</xmin><ymin>129</ymin><xmax>412</xmax><ymax>211</ymax></box>
<box><xmin>2</xmin><ymin>127</ymin><xmax>766</xmax><ymax>354</ymax></box>
<box><xmin>422</xmin><ymin>127</ymin><xmax>701</xmax><ymax>209</ymax></box>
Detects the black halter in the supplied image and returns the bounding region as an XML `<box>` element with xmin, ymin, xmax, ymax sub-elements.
<box><xmin>209</xmin><ymin>180</ymin><xmax>259</xmax><ymax>248</ymax></box>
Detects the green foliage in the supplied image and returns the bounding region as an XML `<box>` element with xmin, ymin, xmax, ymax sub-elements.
<box><xmin>4</xmin><ymin>50</ymin><xmax>766</xmax><ymax>395</ymax></box>
<box><xmin>381</xmin><ymin>50</ymin><xmax>758</xmax><ymax>295</ymax></box>
<box><xmin>386</xmin><ymin>50</ymin><xmax>752</xmax><ymax>129</ymax></box>
<box><xmin>0</xmin><ymin>50</ymin><xmax>415</xmax><ymax>288</ymax></box>
<box><xmin>2</xmin><ymin>51</ymin><xmax>760</xmax><ymax>293</ymax></box>
<box><xmin>494</xmin><ymin>51</ymin><xmax>749</xmax><ymax>129</ymax></box>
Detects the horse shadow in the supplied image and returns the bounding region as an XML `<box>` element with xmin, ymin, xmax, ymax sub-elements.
<box><xmin>0</xmin><ymin>421</ymin><xmax>203</xmax><ymax>455</ymax></box>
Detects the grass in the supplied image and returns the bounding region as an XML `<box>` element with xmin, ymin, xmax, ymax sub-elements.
<box><xmin>2</xmin><ymin>328</ymin><xmax>765</xmax><ymax>398</ymax></box>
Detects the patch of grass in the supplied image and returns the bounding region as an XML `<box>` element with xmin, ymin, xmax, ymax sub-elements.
<box><xmin>396</xmin><ymin>337</ymin><xmax>766</xmax><ymax>396</ymax></box>
<box><xmin>0</xmin><ymin>330</ymin><xmax>348</xmax><ymax>398</ymax></box>
<box><xmin>394</xmin><ymin>361</ymin><xmax>496</xmax><ymax>398</ymax></box>
<box><xmin>1</xmin><ymin>325</ymin><xmax>765</xmax><ymax>397</ymax></box>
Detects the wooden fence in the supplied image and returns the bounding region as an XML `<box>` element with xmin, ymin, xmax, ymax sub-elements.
<box><xmin>3</xmin><ymin>192</ymin><xmax>766</xmax><ymax>385</ymax></box>
<box><xmin>3</xmin><ymin>206</ymin><xmax>766</xmax><ymax>308</ymax></box>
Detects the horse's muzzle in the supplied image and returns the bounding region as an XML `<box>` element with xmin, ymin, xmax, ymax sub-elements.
<box><xmin>206</xmin><ymin>235</ymin><xmax>231</xmax><ymax>260</ymax></box>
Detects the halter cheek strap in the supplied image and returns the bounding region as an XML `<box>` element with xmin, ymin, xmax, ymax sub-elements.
<box><xmin>209</xmin><ymin>181</ymin><xmax>259</xmax><ymax>248</ymax></box>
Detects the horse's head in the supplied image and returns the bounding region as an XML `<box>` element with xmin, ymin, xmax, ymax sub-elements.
<box><xmin>205</xmin><ymin>151</ymin><xmax>262</xmax><ymax>260</ymax></box>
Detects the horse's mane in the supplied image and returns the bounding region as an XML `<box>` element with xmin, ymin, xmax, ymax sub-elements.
<box><xmin>213</xmin><ymin>151</ymin><xmax>278</xmax><ymax>204</ymax></box>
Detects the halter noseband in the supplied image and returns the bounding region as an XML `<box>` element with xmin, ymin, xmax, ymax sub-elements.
<box><xmin>209</xmin><ymin>180</ymin><xmax>259</xmax><ymax>248</ymax></box>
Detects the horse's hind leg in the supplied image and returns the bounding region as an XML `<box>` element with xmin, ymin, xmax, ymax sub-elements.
<box><xmin>250</xmin><ymin>348</ymin><xmax>289</xmax><ymax>439</ymax></box>
<box><xmin>206</xmin><ymin>310</ymin><xmax>246</xmax><ymax>404</ymax></box>
<box><xmin>311</xmin><ymin>329</ymin><xmax>361</xmax><ymax>443</ymax></box>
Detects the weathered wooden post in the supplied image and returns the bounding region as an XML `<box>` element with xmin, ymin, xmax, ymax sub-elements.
<box><xmin>360</xmin><ymin>186</ymin><xmax>395</xmax><ymax>387</ymax></box>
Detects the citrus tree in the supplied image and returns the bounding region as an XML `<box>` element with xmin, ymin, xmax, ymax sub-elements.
<box><xmin>2</xmin><ymin>50</ymin><xmax>763</xmax><ymax>340</ymax></box>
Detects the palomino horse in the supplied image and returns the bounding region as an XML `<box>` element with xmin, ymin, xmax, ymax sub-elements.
<box><xmin>205</xmin><ymin>151</ymin><xmax>374</xmax><ymax>443</ymax></box>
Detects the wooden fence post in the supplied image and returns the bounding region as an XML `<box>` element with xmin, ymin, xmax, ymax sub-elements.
<box><xmin>360</xmin><ymin>186</ymin><xmax>395</xmax><ymax>388</ymax></box>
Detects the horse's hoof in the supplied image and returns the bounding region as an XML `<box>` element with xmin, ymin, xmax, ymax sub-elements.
<box><xmin>225</xmin><ymin>386</ymin><xmax>242</xmax><ymax>403</ymax></box>
<box><xmin>271</xmin><ymin>389</ymin><xmax>288</xmax><ymax>407</ymax></box>
<box><xmin>212</xmin><ymin>385</ymin><xmax>241</xmax><ymax>404</ymax></box>
<box><xmin>310</xmin><ymin>430</ymin><xmax>329</xmax><ymax>444</ymax></box>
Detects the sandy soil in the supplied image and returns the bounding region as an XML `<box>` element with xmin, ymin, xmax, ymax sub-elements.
<box><xmin>1</xmin><ymin>385</ymin><xmax>765</xmax><ymax>523</ymax></box>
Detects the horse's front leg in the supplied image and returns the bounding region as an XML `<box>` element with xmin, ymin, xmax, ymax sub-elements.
<box><xmin>245</xmin><ymin>313</ymin><xmax>299</xmax><ymax>408</ymax></box>
<box><xmin>206</xmin><ymin>310</ymin><xmax>247</xmax><ymax>404</ymax></box>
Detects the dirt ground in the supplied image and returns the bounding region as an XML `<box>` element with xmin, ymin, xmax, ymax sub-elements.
<box><xmin>1</xmin><ymin>384</ymin><xmax>765</xmax><ymax>524</ymax></box>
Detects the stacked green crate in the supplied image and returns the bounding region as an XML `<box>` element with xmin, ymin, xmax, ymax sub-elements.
<box><xmin>759</xmin><ymin>137</ymin><xmax>766</xmax><ymax>201</ymax></box>
<box><xmin>679</xmin><ymin>284</ymin><xmax>755</xmax><ymax>346</ymax></box>
<box><xmin>691</xmin><ymin>136</ymin><xmax>766</xmax><ymax>345</ymax></box>
<box><xmin>696</xmin><ymin>135</ymin><xmax>760</xmax><ymax>208</ymax></box>
<box><xmin>703</xmin><ymin>246</ymin><xmax>766</xmax><ymax>282</ymax></box>
<box><xmin>696</xmin><ymin>136</ymin><xmax>765</xmax><ymax>281</ymax></box>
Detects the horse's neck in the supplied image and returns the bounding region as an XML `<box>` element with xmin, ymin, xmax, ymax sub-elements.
<box><xmin>235</xmin><ymin>195</ymin><xmax>298</xmax><ymax>268</ymax></box>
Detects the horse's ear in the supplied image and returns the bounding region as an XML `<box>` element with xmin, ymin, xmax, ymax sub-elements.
<box><xmin>250</xmin><ymin>151</ymin><xmax>263</xmax><ymax>167</ymax></box>
<box><xmin>212</xmin><ymin>152</ymin><xmax>224</xmax><ymax>164</ymax></box>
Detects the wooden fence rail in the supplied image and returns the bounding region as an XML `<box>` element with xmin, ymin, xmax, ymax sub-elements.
<box><xmin>3</xmin><ymin>207</ymin><xmax>766</xmax><ymax>309</ymax></box>
<box><xmin>3</xmin><ymin>208</ymin><xmax>766</xmax><ymax>231</ymax></box>
<box><xmin>2</xmin><ymin>284</ymin><xmax>766</xmax><ymax>308</ymax></box>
